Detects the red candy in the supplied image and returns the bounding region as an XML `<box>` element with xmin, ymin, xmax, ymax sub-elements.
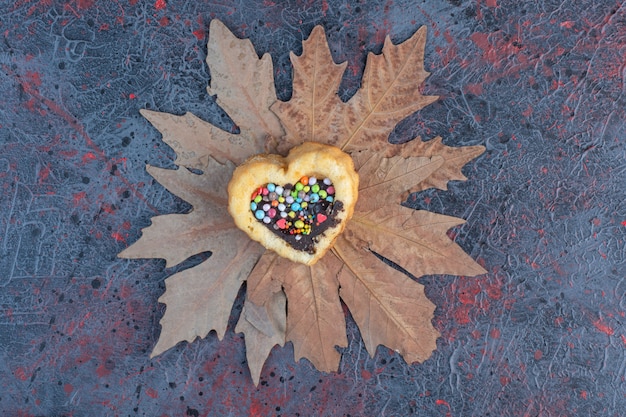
<box><xmin>276</xmin><ymin>218</ymin><xmax>287</xmax><ymax>229</ymax></box>
<box><xmin>316</xmin><ymin>213</ymin><xmax>327</xmax><ymax>224</ymax></box>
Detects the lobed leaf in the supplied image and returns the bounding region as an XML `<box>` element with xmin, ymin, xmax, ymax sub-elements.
<box><xmin>347</xmin><ymin>206</ymin><xmax>487</xmax><ymax>278</ymax></box>
<box><xmin>336</xmin><ymin>26</ymin><xmax>439</xmax><ymax>153</ymax></box>
<box><xmin>151</xmin><ymin>237</ymin><xmax>264</xmax><ymax>357</ymax></box>
<box><xmin>271</xmin><ymin>25</ymin><xmax>347</xmax><ymax>154</ymax></box>
<box><xmin>207</xmin><ymin>20</ymin><xmax>284</xmax><ymax>149</ymax></box>
<box><xmin>394</xmin><ymin>137</ymin><xmax>486</xmax><ymax>193</ymax></box>
<box><xmin>333</xmin><ymin>237</ymin><xmax>440</xmax><ymax>363</ymax></box>
<box><xmin>352</xmin><ymin>149</ymin><xmax>444</xmax><ymax>212</ymax></box>
<box><xmin>119</xmin><ymin>160</ymin><xmax>235</xmax><ymax>267</ymax></box>
<box><xmin>280</xmin><ymin>253</ymin><xmax>348</xmax><ymax>372</ymax></box>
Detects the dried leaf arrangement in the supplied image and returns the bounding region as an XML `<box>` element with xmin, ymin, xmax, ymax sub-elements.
<box><xmin>119</xmin><ymin>20</ymin><xmax>486</xmax><ymax>384</ymax></box>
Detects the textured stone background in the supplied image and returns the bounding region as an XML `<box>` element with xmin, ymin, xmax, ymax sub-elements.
<box><xmin>1</xmin><ymin>0</ymin><xmax>624</xmax><ymax>416</ymax></box>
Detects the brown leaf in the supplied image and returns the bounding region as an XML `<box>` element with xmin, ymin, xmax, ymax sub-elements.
<box><xmin>120</xmin><ymin>21</ymin><xmax>487</xmax><ymax>382</ymax></box>
<box><xmin>347</xmin><ymin>206</ymin><xmax>487</xmax><ymax>278</ymax></box>
<box><xmin>236</xmin><ymin>252</ymin><xmax>286</xmax><ymax>384</ymax></box>
<box><xmin>332</xmin><ymin>237</ymin><xmax>439</xmax><ymax>363</ymax></box>
<box><xmin>119</xmin><ymin>158</ymin><xmax>235</xmax><ymax>267</ymax></box>
<box><xmin>151</xmin><ymin>237</ymin><xmax>264</xmax><ymax>357</ymax></box>
<box><xmin>206</xmin><ymin>20</ymin><xmax>284</xmax><ymax>148</ymax></box>
<box><xmin>279</xmin><ymin>253</ymin><xmax>348</xmax><ymax>372</ymax></box>
<box><xmin>337</xmin><ymin>26</ymin><xmax>438</xmax><ymax>153</ymax></box>
<box><xmin>140</xmin><ymin>110</ymin><xmax>260</xmax><ymax>167</ymax></box>
<box><xmin>235</xmin><ymin>293</ymin><xmax>286</xmax><ymax>385</ymax></box>
<box><xmin>351</xmin><ymin>149</ymin><xmax>444</xmax><ymax>212</ymax></box>
<box><xmin>271</xmin><ymin>26</ymin><xmax>347</xmax><ymax>154</ymax></box>
<box><xmin>395</xmin><ymin>136</ymin><xmax>486</xmax><ymax>193</ymax></box>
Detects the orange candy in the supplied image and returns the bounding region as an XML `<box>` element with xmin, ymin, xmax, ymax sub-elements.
<box><xmin>299</xmin><ymin>176</ymin><xmax>309</xmax><ymax>186</ymax></box>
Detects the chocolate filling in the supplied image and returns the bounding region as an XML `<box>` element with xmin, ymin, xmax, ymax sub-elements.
<box><xmin>270</xmin><ymin>200</ymin><xmax>343</xmax><ymax>254</ymax></box>
<box><xmin>250</xmin><ymin>178</ymin><xmax>343</xmax><ymax>254</ymax></box>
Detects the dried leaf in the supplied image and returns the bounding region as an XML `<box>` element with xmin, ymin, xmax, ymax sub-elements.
<box><xmin>140</xmin><ymin>110</ymin><xmax>259</xmax><ymax>167</ymax></box>
<box><xmin>236</xmin><ymin>252</ymin><xmax>286</xmax><ymax>384</ymax></box>
<box><xmin>347</xmin><ymin>206</ymin><xmax>487</xmax><ymax>278</ymax></box>
<box><xmin>337</xmin><ymin>27</ymin><xmax>439</xmax><ymax>153</ymax></box>
<box><xmin>271</xmin><ymin>26</ymin><xmax>347</xmax><ymax>153</ymax></box>
<box><xmin>119</xmin><ymin>159</ymin><xmax>234</xmax><ymax>267</ymax></box>
<box><xmin>333</xmin><ymin>237</ymin><xmax>439</xmax><ymax>363</ymax></box>
<box><xmin>395</xmin><ymin>136</ymin><xmax>486</xmax><ymax>193</ymax></box>
<box><xmin>151</xmin><ymin>237</ymin><xmax>264</xmax><ymax>357</ymax></box>
<box><xmin>351</xmin><ymin>149</ymin><xmax>444</xmax><ymax>212</ymax></box>
<box><xmin>120</xmin><ymin>20</ymin><xmax>487</xmax><ymax>382</ymax></box>
<box><xmin>280</xmin><ymin>253</ymin><xmax>347</xmax><ymax>372</ymax></box>
<box><xmin>206</xmin><ymin>20</ymin><xmax>284</xmax><ymax>147</ymax></box>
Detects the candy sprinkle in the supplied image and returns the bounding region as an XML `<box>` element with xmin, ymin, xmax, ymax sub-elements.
<box><xmin>250</xmin><ymin>176</ymin><xmax>337</xmax><ymax>238</ymax></box>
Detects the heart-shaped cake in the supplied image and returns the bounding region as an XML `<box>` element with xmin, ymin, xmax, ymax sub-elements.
<box><xmin>228</xmin><ymin>142</ymin><xmax>359</xmax><ymax>265</ymax></box>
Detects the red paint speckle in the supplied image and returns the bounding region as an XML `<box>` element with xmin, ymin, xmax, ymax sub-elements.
<box><xmin>14</xmin><ymin>367</ymin><xmax>28</xmax><ymax>381</ymax></box>
<box><xmin>76</xmin><ymin>0</ymin><xmax>94</xmax><ymax>9</ymax></box>
<box><xmin>38</xmin><ymin>164</ymin><xmax>51</xmax><ymax>184</ymax></box>
<box><xmin>534</xmin><ymin>349</ymin><xmax>543</xmax><ymax>360</ymax></box>
<box><xmin>111</xmin><ymin>232</ymin><xmax>126</xmax><ymax>243</ymax></box>
<box><xmin>145</xmin><ymin>387</ymin><xmax>158</xmax><ymax>398</ymax></box>
<box><xmin>73</xmin><ymin>191</ymin><xmax>87</xmax><ymax>206</ymax></box>
<box><xmin>453</xmin><ymin>304</ymin><xmax>472</xmax><ymax>325</ymax></box>
<box><xmin>490</xmin><ymin>328</ymin><xmax>501</xmax><ymax>339</ymax></box>
<box><xmin>129</xmin><ymin>93</ymin><xmax>136</xmax><ymax>99</ymax></box>
<box><xmin>465</xmin><ymin>83</ymin><xmax>483</xmax><ymax>95</ymax></box>
<box><xmin>25</xmin><ymin>71</ymin><xmax>42</xmax><ymax>87</ymax></box>
<box><xmin>81</xmin><ymin>152</ymin><xmax>97</xmax><ymax>164</ymax></box>
<box><xmin>64</xmin><ymin>383</ymin><xmax>73</xmax><ymax>395</ymax></box>
<box><xmin>193</xmin><ymin>29</ymin><xmax>205</xmax><ymax>40</ymax></box>
<box><xmin>155</xmin><ymin>0</ymin><xmax>166</xmax><ymax>10</ymax></box>
<box><xmin>593</xmin><ymin>319</ymin><xmax>614</xmax><ymax>336</ymax></box>
<box><xmin>580</xmin><ymin>390</ymin><xmax>588</xmax><ymax>399</ymax></box>
<box><xmin>96</xmin><ymin>363</ymin><xmax>111</xmax><ymax>378</ymax></box>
